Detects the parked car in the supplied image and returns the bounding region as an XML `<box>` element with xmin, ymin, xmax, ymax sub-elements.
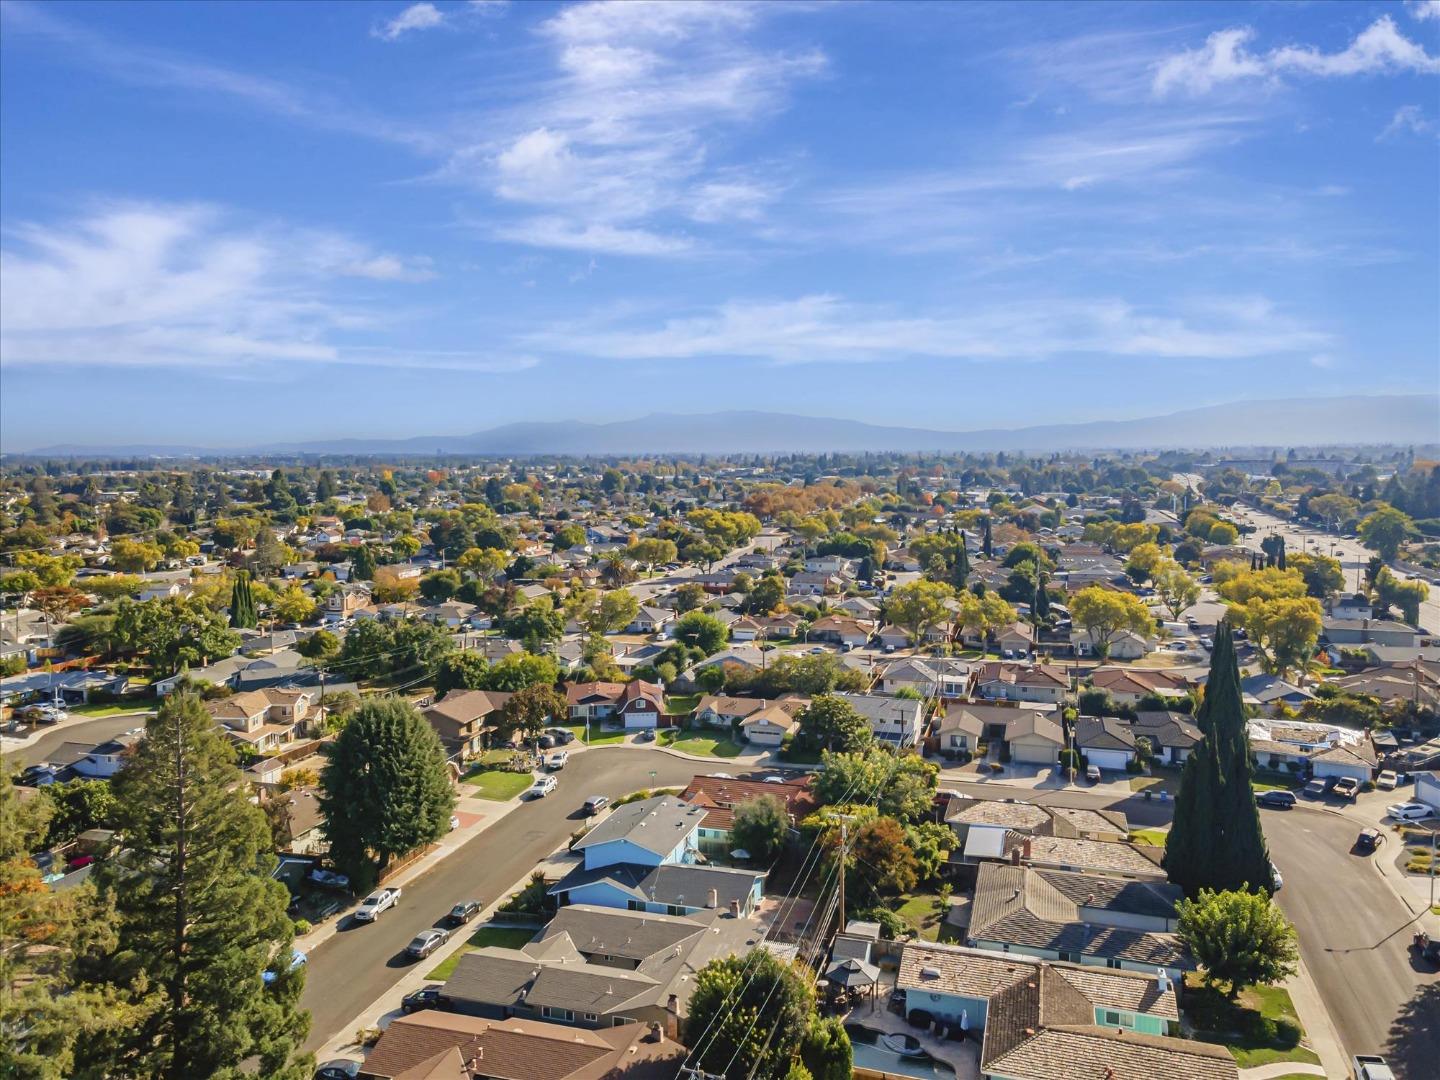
<box><xmin>307</xmin><ymin>867</ymin><xmax>351</xmax><ymax>891</ymax></box>
<box><xmin>537</xmin><ymin>734</ymin><xmax>556</xmax><ymax>749</ymax></box>
<box><xmin>528</xmin><ymin>775</ymin><xmax>558</xmax><ymax>799</ymax></box>
<box><xmin>1376</xmin><ymin>770</ymin><xmax>1399</xmax><ymax>790</ymax></box>
<box><xmin>546</xmin><ymin>727</ymin><xmax>576</xmax><ymax>745</ymax></box>
<box><xmin>263</xmin><ymin>947</ymin><xmax>307</xmax><ymax>985</ymax></box>
<box><xmin>1085</xmin><ymin>764</ymin><xmax>1102</xmax><ymax>783</ymax></box>
<box><xmin>353</xmin><ymin>887</ymin><xmax>402</xmax><ymax>922</ymax></box>
<box><xmin>635</xmin><ymin>729</ymin><xmax>655</xmax><ymax>742</ymax></box>
<box><xmin>584</xmin><ymin>794</ymin><xmax>610</xmax><ymax>816</ymax></box>
<box><xmin>546</xmin><ymin>750</ymin><xmax>569</xmax><ymax>771</ymax></box>
<box><xmin>1352</xmin><ymin>1054</ymin><xmax>1396</xmax><ymax>1080</ymax></box>
<box><xmin>1270</xmin><ymin>862</ymin><xmax>1284</xmax><ymax>891</ymax></box>
<box><xmin>18</xmin><ymin>764</ymin><xmax>58</xmax><ymax>787</ymax></box>
<box><xmin>1356</xmin><ymin>828</ymin><xmax>1384</xmax><ymax>853</ymax></box>
<box><xmin>1387</xmin><ymin>802</ymin><xmax>1434</xmax><ymax>821</ymax></box>
<box><xmin>405</xmin><ymin>928</ymin><xmax>450</xmax><ymax>959</ymax></box>
<box><xmin>1331</xmin><ymin>776</ymin><xmax>1361</xmax><ymax>799</ymax></box>
<box><xmin>401</xmin><ymin>985</ymin><xmax>449</xmax><ymax>1014</ymax></box>
<box><xmin>448</xmin><ymin>899</ymin><xmax>482</xmax><ymax>925</ymax></box>
<box><xmin>1257</xmin><ymin>790</ymin><xmax>1297</xmax><ymax>809</ymax></box>
<box><xmin>314</xmin><ymin>1061</ymin><xmax>362</xmax><ymax>1080</ymax></box>
<box><xmin>1301</xmin><ymin>778</ymin><xmax>1328</xmax><ymax>797</ymax></box>
<box><xmin>449</xmin><ymin>815</ymin><xmax>460</xmax><ymax>831</ymax></box>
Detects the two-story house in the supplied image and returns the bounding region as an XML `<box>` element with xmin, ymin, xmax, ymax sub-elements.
<box><xmin>423</xmin><ymin>688</ymin><xmax>514</xmax><ymax>758</ymax></box>
<box><xmin>839</xmin><ymin>692</ymin><xmax>927</xmax><ymax>748</ymax></box>
<box><xmin>617</xmin><ymin>680</ymin><xmax>665</xmax><ymax>730</ymax></box>
<box><xmin>206</xmin><ymin>688</ymin><xmax>314</xmax><ymax>753</ymax></box>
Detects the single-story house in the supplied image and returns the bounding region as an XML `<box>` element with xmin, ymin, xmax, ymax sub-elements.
<box><xmin>1074</xmin><ymin>716</ymin><xmax>1139</xmax><ymax>772</ymax></box>
<box><xmin>567</xmin><ymin>681</ymin><xmax>626</xmax><ymax>722</ymax></box>
<box><xmin>740</xmin><ymin>704</ymin><xmax>800</xmax><ymax>746</ymax></box>
<box><xmin>1130</xmin><ymin>711</ymin><xmax>1202</xmax><ymax>765</ymax></box>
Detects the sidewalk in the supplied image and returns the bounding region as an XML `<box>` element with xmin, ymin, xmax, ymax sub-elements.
<box><xmin>1281</xmin><ymin>953</ymin><xmax>1349</xmax><ymax>1080</ymax></box>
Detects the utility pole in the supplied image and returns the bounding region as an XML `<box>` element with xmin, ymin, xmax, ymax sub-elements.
<box><xmin>838</xmin><ymin>822</ymin><xmax>847</xmax><ymax>932</ymax></box>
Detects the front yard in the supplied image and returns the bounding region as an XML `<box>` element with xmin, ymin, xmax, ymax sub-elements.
<box><xmin>562</xmin><ymin>723</ymin><xmax>627</xmax><ymax>746</ymax></box>
<box><xmin>1183</xmin><ymin>977</ymin><xmax>1322</xmax><ymax>1069</ymax></box>
<box><xmin>464</xmin><ymin>768</ymin><xmax>535</xmax><ymax>801</ymax></box>
<box><xmin>425</xmin><ymin>924</ymin><xmax>536</xmax><ymax>980</ymax></box>
<box><xmin>659</xmin><ymin>729</ymin><xmax>745</xmax><ymax>758</ymax></box>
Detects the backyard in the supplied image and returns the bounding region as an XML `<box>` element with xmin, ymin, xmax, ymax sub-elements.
<box><xmin>894</xmin><ymin>892</ymin><xmax>961</xmax><ymax>943</ymax></box>
<box><xmin>1183</xmin><ymin>976</ymin><xmax>1322</xmax><ymax>1069</ymax></box>
<box><xmin>425</xmin><ymin>924</ymin><xmax>537</xmax><ymax>980</ymax></box>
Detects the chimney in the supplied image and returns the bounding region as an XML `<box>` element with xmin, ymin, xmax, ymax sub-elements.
<box><xmin>708</xmin><ymin>888</ymin><xmax>719</xmax><ymax>909</ymax></box>
<box><xmin>648</xmin><ymin>1021</ymin><xmax>664</xmax><ymax>1043</ymax></box>
<box><xmin>1022</xmin><ymin>837</ymin><xmax>1032</xmax><ymax>860</ymax></box>
<box><xmin>665</xmin><ymin>994</ymin><xmax>680</xmax><ymax>1039</ymax></box>
<box><xmin>1010</xmin><ymin>845</ymin><xmax>1022</xmax><ymax>866</ymax></box>
<box><xmin>730</xmin><ymin>898</ymin><xmax>741</xmax><ymax>917</ymax></box>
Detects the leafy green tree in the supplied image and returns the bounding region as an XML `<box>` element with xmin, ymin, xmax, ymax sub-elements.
<box><xmin>904</xmin><ymin>821</ymin><xmax>955</xmax><ymax>883</ymax></box>
<box><xmin>747</xmin><ymin>574</ymin><xmax>786</xmax><ymax>615</ymax></box>
<box><xmin>674</xmin><ymin>582</ymin><xmax>708</xmax><ymax>614</ymax></box>
<box><xmin>271</xmin><ymin>585</ymin><xmax>317</xmax><ymax>625</ymax></box>
<box><xmin>502</xmin><ymin>684</ymin><xmax>568</xmax><ymax>745</ymax></box>
<box><xmin>797</xmin><ymin>695</ymin><xmax>873</xmax><ymax>753</ymax></box>
<box><xmin>433</xmin><ymin>652</ymin><xmax>491</xmax><ymax>697</ymax></box>
<box><xmin>319</xmin><ymin>696</ymin><xmax>456</xmax><ymax>889</ymax></box>
<box><xmin>812</xmin><ymin>747</ymin><xmax>937</xmax><ymax>822</ymax></box>
<box><xmin>296</xmin><ymin>628</ymin><xmax>340</xmax><ymax>662</ymax></box>
<box><xmin>730</xmin><ymin>795</ymin><xmax>789</xmax><ymax>862</ymax></box>
<box><xmin>484</xmin><ymin>650</ymin><xmax>559</xmax><ymax>692</ymax></box>
<box><xmin>1358</xmin><ymin>505</ymin><xmax>1412</xmax><ymax>563</ymax></box>
<box><xmin>1375</xmin><ymin>567</ymin><xmax>1430</xmax><ymax>625</ymax></box>
<box><xmin>0</xmin><ymin>773</ymin><xmax>148</xmax><ymax>1080</ymax></box>
<box><xmin>848</xmin><ymin>817</ymin><xmax>918</xmax><ymax>899</ymax></box>
<box><xmin>351</xmin><ymin>544</ymin><xmax>377</xmax><ymax>581</ymax></box>
<box><xmin>1286</xmin><ymin>552</ymin><xmax>1344</xmax><ymax>600</ymax></box>
<box><xmin>683</xmin><ymin>950</ymin><xmax>817</xmax><ymax>1080</ymax></box>
<box><xmin>41</xmin><ymin>779</ymin><xmax>119</xmax><ymax>849</ymax></box>
<box><xmin>1177</xmin><ymin>888</ymin><xmax>1298</xmax><ymax>999</ymax></box>
<box><xmin>628</xmin><ymin>538</ymin><xmax>678</xmax><ymax>570</ymax></box>
<box><xmin>673</xmin><ymin>611</ymin><xmax>729</xmax><ymax>655</ymax></box>
<box><xmin>93</xmin><ymin>694</ymin><xmax>310</xmax><ymax>1079</ymax></box>
<box><xmin>419</xmin><ymin>569</ymin><xmax>462</xmax><ymax>602</ymax></box>
<box><xmin>886</xmin><ymin>579</ymin><xmax>955</xmax><ymax>645</ymax></box>
<box><xmin>229</xmin><ymin>570</ymin><xmax>258</xmax><ymax>629</ymax></box>
<box><xmin>1069</xmin><ymin>586</ymin><xmax>1154</xmax><ymax>656</ymax></box>
<box><xmin>1164</xmin><ymin>624</ymin><xmax>1272</xmax><ymax>897</ymax></box>
<box><xmin>110</xmin><ymin>536</ymin><xmax>164</xmax><ymax>574</ymax></box>
<box><xmin>799</xmin><ymin>1017</ymin><xmax>852</xmax><ymax>1080</ymax></box>
<box><xmin>113</xmin><ymin>596</ymin><xmax>242</xmax><ymax>675</ymax></box>
<box><xmin>587</xmin><ymin>589</ymin><xmax>640</xmax><ymax>635</ymax></box>
<box><xmin>552</xmin><ymin>523</ymin><xmax>586</xmax><ymax>551</ymax></box>
<box><xmin>1152</xmin><ymin>560</ymin><xmax>1201</xmax><ymax>622</ymax></box>
<box><xmin>504</xmin><ymin>601</ymin><xmax>565</xmax><ymax>647</ymax></box>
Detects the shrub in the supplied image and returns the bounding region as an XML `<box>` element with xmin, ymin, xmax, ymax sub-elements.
<box><xmin>1058</xmin><ymin>748</ymin><xmax>1080</xmax><ymax>771</ymax></box>
<box><xmin>292</xmin><ymin>918</ymin><xmax>312</xmax><ymax>936</ymax></box>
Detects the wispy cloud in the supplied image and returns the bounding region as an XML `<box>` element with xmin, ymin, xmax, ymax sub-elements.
<box><xmin>0</xmin><ymin>203</ymin><xmax>523</xmax><ymax>372</ymax></box>
<box><xmin>522</xmin><ymin>293</ymin><xmax>1331</xmax><ymax>366</ymax></box>
<box><xmin>372</xmin><ymin>1</ymin><xmax>508</xmax><ymax>42</ymax></box>
<box><xmin>1378</xmin><ymin>104</ymin><xmax>1437</xmax><ymax>140</ymax></box>
<box><xmin>443</xmin><ymin>0</ymin><xmax>823</xmax><ymax>255</ymax></box>
<box><xmin>1408</xmin><ymin>1</ymin><xmax>1440</xmax><ymax>22</ymax></box>
<box><xmin>1154</xmin><ymin>16</ymin><xmax>1440</xmax><ymax>97</ymax></box>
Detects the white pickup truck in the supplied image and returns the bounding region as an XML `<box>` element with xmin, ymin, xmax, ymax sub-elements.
<box><xmin>353</xmin><ymin>887</ymin><xmax>402</xmax><ymax>922</ymax></box>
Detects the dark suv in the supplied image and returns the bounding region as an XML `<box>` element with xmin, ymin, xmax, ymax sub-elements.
<box><xmin>448</xmin><ymin>899</ymin><xmax>482</xmax><ymax>925</ymax></box>
<box><xmin>1256</xmin><ymin>790</ymin><xmax>1297</xmax><ymax>809</ymax></box>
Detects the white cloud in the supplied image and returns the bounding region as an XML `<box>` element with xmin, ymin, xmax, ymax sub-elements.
<box><xmin>522</xmin><ymin>293</ymin><xmax>1331</xmax><ymax>366</ymax></box>
<box><xmin>1379</xmin><ymin>104</ymin><xmax>1437</xmax><ymax>140</ymax></box>
<box><xmin>1408</xmin><ymin>1</ymin><xmax>1440</xmax><ymax>22</ymax></box>
<box><xmin>1155</xmin><ymin>16</ymin><xmax>1440</xmax><ymax>96</ymax></box>
<box><xmin>443</xmin><ymin>0</ymin><xmax>822</xmax><ymax>255</ymax></box>
<box><xmin>373</xmin><ymin>3</ymin><xmax>446</xmax><ymax>41</ymax></box>
<box><xmin>0</xmin><ymin>203</ymin><xmax>498</xmax><ymax>371</ymax></box>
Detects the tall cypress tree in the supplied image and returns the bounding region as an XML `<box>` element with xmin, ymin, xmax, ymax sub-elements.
<box><xmin>982</xmin><ymin>516</ymin><xmax>993</xmax><ymax>558</ymax></box>
<box><xmin>229</xmin><ymin>570</ymin><xmax>257</xmax><ymax>629</ymax></box>
<box><xmin>351</xmin><ymin>544</ymin><xmax>376</xmax><ymax>582</ymax></box>
<box><xmin>1033</xmin><ymin>572</ymin><xmax>1050</xmax><ymax>620</ymax></box>
<box><xmin>90</xmin><ymin>694</ymin><xmax>310</xmax><ymax>1080</ymax></box>
<box><xmin>1164</xmin><ymin>623</ymin><xmax>1272</xmax><ymax>896</ymax></box>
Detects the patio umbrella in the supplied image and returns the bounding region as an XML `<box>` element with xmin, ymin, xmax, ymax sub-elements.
<box><xmin>825</xmin><ymin>957</ymin><xmax>881</xmax><ymax>989</ymax></box>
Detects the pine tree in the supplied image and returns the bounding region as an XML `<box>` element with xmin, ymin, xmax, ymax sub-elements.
<box><xmin>982</xmin><ymin>516</ymin><xmax>993</xmax><ymax>558</ymax></box>
<box><xmin>1033</xmin><ymin>571</ymin><xmax>1050</xmax><ymax>620</ymax></box>
<box><xmin>351</xmin><ymin>544</ymin><xmax>377</xmax><ymax>581</ymax></box>
<box><xmin>955</xmin><ymin>542</ymin><xmax>970</xmax><ymax>589</ymax></box>
<box><xmin>318</xmin><ymin>696</ymin><xmax>455</xmax><ymax>890</ymax></box>
<box><xmin>229</xmin><ymin>569</ymin><xmax>257</xmax><ymax>628</ymax></box>
<box><xmin>90</xmin><ymin>693</ymin><xmax>310</xmax><ymax>1080</ymax></box>
<box><xmin>1164</xmin><ymin>623</ymin><xmax>1272</xmax><ymax>897</ymax></box>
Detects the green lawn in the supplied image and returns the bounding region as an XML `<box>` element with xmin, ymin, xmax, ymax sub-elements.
<box><xmin>895</xmin><ymin>893</ymin><xmax>947</xmax><ymax>942</ymax></box>
<box><xmin>1184</xmin><ymin>977</ymin><xmax>1321</xmax><ymax>1069</ymax></box>
<box><xmin>664</xmin><ymin>693</ymin><xmax>702</xmax><ymax>714</ymax></box>
<box><xmin>68</xmin><ymin>702</ymin><xmax>154</xmax><ymax>718</ymax></box>
<box><xmin>464</xmin><ymin>769</ymin><xmax>535</xmax><ymax>801</ymax></box>
<box><xmin>425</xmin><ymin>924</ymin><xmax>536</xmax><ymax>980</ymax></box>
<box><xmin>661</xmin><ymin>729</ymin><xmax>745</xmax><ymax>758</ymax></box>
<box><xmin>564</xmin><ymin>723</ymin><xmax>627</xmax><ymax>746</ymax></box>
<box><xmin>1130</xmin><ymin>828</ymin><xmax>1169</xmax><ymax>847</ymax></box>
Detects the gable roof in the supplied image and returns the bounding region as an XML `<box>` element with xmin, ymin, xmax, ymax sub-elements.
<box><xmin>982</xmin><ymin>1024</ymin><xmax>1237</xmax><ymax>1080</ymax></box>
<box><xmin>572</xmin><ymin>796</ymin><xmax>705</xmax><ymax>857</ymax></box>
<box><xmin>1074</xmin><ymin>716</ymin><xmax>1138</xmax><ymax>752</ymax></box>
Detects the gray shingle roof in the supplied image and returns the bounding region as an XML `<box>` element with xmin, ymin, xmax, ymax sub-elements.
<box><xmin>572</xmin><ymin>796</ymin><xmax>706</xmax><ymax>858</ymax></box>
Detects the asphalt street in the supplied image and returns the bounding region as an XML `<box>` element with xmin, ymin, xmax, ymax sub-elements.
<box><xmin>1262</xmin><ymin>804</ymin><xmax>1440</xmax><ymax>1077</ymax></box>
<box><xmin>3</xmin><ymin>711</ymin><xmax>150</xmax><ymax>768</ymax></box>
<box><xmin>298</xmin><ymin>747</ymin><xmax>704</xmax><ymax>1053</ymax></box>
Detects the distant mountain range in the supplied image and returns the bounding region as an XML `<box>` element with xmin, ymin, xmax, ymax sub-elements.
<box><xmin>18</xmin><ymin>394</ymin><xmax>1439</xmax><ymax>457</ymax></box>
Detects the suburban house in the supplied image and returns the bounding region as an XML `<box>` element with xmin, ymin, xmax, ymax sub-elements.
<box><xmin>677</xmin><ymin>773</ymin><xmax>817</xmax><ymax>855</ymax></box>
<box><xmin>1239</xmin><ymin>674</ymin><xmax>1315</xmax><ymax>712</ymax></box>
<box><xmin>322</xmin><ymin>584</ymin><xmax>370</xmax><ymax>625</ymax></box>
<box><xmin>974</xmin><ymin>662</ymin><xmax>1071</xmax><ymax>705</ymax></box>
<box><xmin>441</xmin><ymin>904</ymin><xmax>754</xmax><ymax>1034</ymax></box>
<box><xmin>422</xmin><ymin>689</ymin><xmax>515</xmax><ymax>758</ymax></box>
<box><xmin>839</xmin><ymin>692</ymin><xmax>927</xmax><ymax>748</ymax></box>
<box><xmin>206</xmin><ymin>688</ymin><xmax>315</xmax><ymax>754</ymax></box>
<box><xmin>1089</xmin><ymin>667</ymin><xmax>1190</xmax><ymax>707</ymax></box>
<box><xmin>876</xmin><ymin>624</ymin><xmax>914</xmax><ymax>652</ymax></box>
<box><xmin>896</xmin><ymin>941</ymin><xmax>1182</xmax><ymax>1046</ymax></box>
<box><xmin>808</xmin><ymin>615</ymin><xmax>874</xmax><ymax>648</ymax></box>
<box><xmin>693</xmin><ymin>694</ymin><xmax>767</xmax><ymax>729</ymax></box>
<box><xmin>790</xmin><ymin>571</ymin><xmax>840</xmax><ymax>596</ymax></box>
<box><xmin>617</xmin><ymin>680</ymin><xmax>666</xmax><ymax>730</ymax></box>
<box><xmin>70</xmin><ymin>731</ymin><xmax>143</xmax><ymax>778</ymax></box>
<box><xmin>356</xmin><ymin>1012</ymin><xmax>687</xmax><ymax>1080</ymax></box>
<box><xmin>627</xmin><ymin>607</ymin><xmax>675</xmax><ymax>636</ymax></box>
<box><xmin>1071</xmin><ymin>627</ymin><xmax>1154</xmax><ymax>660</ymax></box>
<box><xmin>550</xmin><ymin>796</ymin><xmax>764</xmax><ymax>917</ymax></box>
<box><xmin>739</xmin><ymin>703</ymin><xmax>802</xmax><ymax>746</ymax></box>
<box><xmin>880</xmin><ymin>657</ymin><xmax>972</xmax><ymax>698</ymax></box>
<box><xmin>947</xmin><ymin>800</ymin><xmax>1131</xmax><ymax>865</ymax></box>
<box><xmin>965</xmin><ymin>863</ymin><xmax>1191</xmax><ymax>982</ymax></box>
<box><xmin>1074</xmin><ymin>716</ymin><xmax>1139</xmax><ymax>773</ymax></box>
<box><xmin>1309</xmin><ymin>734</ymin><xmax>1379</xmax><ymax>784</ymax></box>
<box><xmin>566</xmin><ymin>681</ymin><xmax>626</xmax><ymax>722</ymax></box>
<box><xmin>1130</xmin><ymin>711</ymin><xmax>1202</xmax><ymax>765</ymax></box>
<box><xmin>934</xmin><ymin>703</ymin><xmax>1062</xmax><ymax>762</ymax></box>
<box><xmin>999</xmin><ymin>833</ymin><xmax>1167</xmax><ymax>881</ymax></box>
<box><xmin>1322</xmin><ymin>617</ymin><xmax>1421</xmax><ymax>648</ymax></box>
<box><xmin>271</xmin><ymin>786</ymin><xmax>327</xmax><ymax>855</ymax></box>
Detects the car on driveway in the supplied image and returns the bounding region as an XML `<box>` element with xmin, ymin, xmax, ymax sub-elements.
<box><xmin>401</xmin><ymin>984</ymin><xmax>449</xmax><ymax>1014</ymax></box>
<box><xmin>1257</xmin><ymin>790</ymin><xmax>1297</xmax><ymax>809</ymax></box>
<box><xmin>1387</xmin><ymin>802</ymin><xmax>1434</xmax><ymax>821</ymax></box>
<box><xmin>546</xmin><ymin>727</ymin><xmax>576</xmax><ymax>745</ymax></box>
<box><xmin>1376</xmin><ymin>770</ymin><xmax>1399</xmax><ymax>790</ymax></box>
<box><xmin>353</xmin><ymin>887</ymin><xmax>402</xmax><ymax>922</ymax></box>
<box><xmin>1084</xmin><ymin>764</ymin><xmax>1102</xmax><ymax>783</ymax></box>
<box><xmin>307</xmin><ymin>867</ymin><xmax>351</xmax><ymax>891</ymax></box>
<box><xmin>528</xmin><ymin>774</ymin><xmax>558</xmax><ymax>799</ymax></box>
<box><xmin>1331</xmin><ymin>776</ymin><xmax>1361</xmax><ymax>800</ymax></box>
<box><xmin>448</xmin><ymin>899</ymin><xmax>482</xmax><ymax>924</ymax></box>
<box><xmin>1301</xmin><ymin>778</ymin><xmax>1328</xmax><ymax>797</ymax></box>
<box><xmin>405</xmin><ymin>928</ymin><xmax>450</xmax><ymax>959</ymax></box>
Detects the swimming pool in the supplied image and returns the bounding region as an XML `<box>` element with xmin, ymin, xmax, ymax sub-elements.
<box><xmin>845</xmin><ymin>1024</ymin><xmax>956</xmax><ymax>1079</ymax></box>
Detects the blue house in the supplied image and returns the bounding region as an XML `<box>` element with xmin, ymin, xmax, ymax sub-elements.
<box><xmin>552</xmin><ymin>796</ymin><xmax>765</xmax><ymax>916</ymax></box>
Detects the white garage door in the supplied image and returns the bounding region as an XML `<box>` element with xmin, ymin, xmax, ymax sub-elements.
<box><xmin>1086</xmin><ymin>749</ymin><xmax>1131</xmax><ymax>772</ymax></box>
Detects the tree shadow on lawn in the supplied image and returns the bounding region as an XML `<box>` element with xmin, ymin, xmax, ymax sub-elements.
<box><xmin>1385</xmin><ymin>977</ymin><xmax>1440</xmax><ymax>1080</ymax></box>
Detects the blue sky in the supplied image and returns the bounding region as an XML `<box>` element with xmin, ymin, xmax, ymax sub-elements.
<box><xmin>1</xmin><ymin>0</ymin><xmax>1437</xmax><ymax>450</ymax></box>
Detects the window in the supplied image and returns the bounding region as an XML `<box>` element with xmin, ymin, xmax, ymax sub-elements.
<box><xmin>613</xmin><ymin>1015</ymin><xmax>637</xmax><ymax>1026</ymax></box>
<box><xmin>543</xmin><ymin>1007</ymin><xmax>575</xmax><ymax>1023</ymax></box>
<box><xmin>627</xmin><ymin>900</ymin><xmax>645</xmax><ymax>912</ymax></box>
<box><xmin>1102</xmin><ymin>1010</ymin><xmax>1135</xmax><ymax>1029</ymax></box>
<box><xmin>583</xmin><ymin>1013</ymin><xmax>599</xmax><ymax>1023</ymax></box>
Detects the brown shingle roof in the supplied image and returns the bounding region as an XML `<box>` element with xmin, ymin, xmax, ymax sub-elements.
<box><xmin>981</xmin><ymin>1025</ymin><xmax>1237</xmax><ymax>1080</ymax></box>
